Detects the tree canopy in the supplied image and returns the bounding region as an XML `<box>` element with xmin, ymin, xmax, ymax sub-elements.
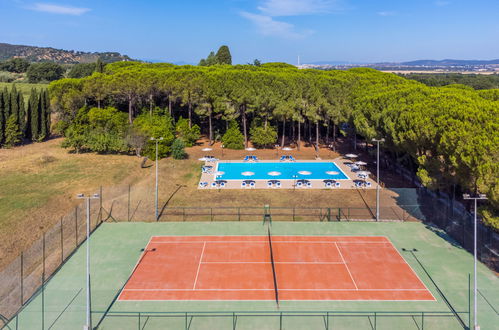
<box><xmin>48</xmin><ymin>61</ymin><xmax>499</xmax><ymax>229</ymax></box>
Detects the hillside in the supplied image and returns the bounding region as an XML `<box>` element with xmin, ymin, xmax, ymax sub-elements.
<box><xmin>0</xmin><ymin>42</ymin><xmax>133</xmax><ymax>64</ymax></box>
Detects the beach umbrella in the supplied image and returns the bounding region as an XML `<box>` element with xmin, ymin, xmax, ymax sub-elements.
<box><xmin>268</xmin><ymin>171</ymin><xmax>281</xmax><ymax>176</ymax></box>
<box><xmin>326</xmin><ymin>171</ymin><xmax>340</xmax><ymax>175</ymax></box>
<box><xmin>355</xmin><ymin>161</ymin><xmax>367</xmax><ymax>166</ymax></box>
<box><xmin>345</xmin><ymin>153</ymin><xmax>358</xmax><ymax>159</ymax></box>
<box><xmin>245</xmin><ymin>147</ymin><xmax>256</xmax><ymax>151</ymax></box>
<box><xmin>202</xmin><ymin>147</ymin><xmax>212</xmax><ymax>152</ymax></box>
<box><xmin>282</xmin><ymin>147</ymin><xmax>293</xmax><ymax>151</ymax></box>
<box><xmin>198</xmin><ymin>157</ymin><xmax>207</xmax><ymax>161</ymax></box>
<box><xmin>298</xmin><ymin>171</ymin><xmax>312</xmax><ymax>175</ymax></box>
<box><xmin>241</xmin><ymin>171</ymin><xmax>255</xmax><ymax>176</ymax></box>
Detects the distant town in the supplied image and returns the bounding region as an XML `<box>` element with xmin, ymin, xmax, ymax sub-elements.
<box><xmin>298</xmin><ymin>59</ymin><xmax>499</xmax><ymax>74</ymax></box>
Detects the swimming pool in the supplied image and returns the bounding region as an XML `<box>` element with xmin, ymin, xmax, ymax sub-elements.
<box><xmin>215</xmin><ymin>161</ymin><xmax>349</xmax><ymax>181</ymax></box>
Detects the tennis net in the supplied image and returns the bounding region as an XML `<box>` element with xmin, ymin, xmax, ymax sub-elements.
<box><xmin>267</xmin><ymin>226</ymin><xmax>279</xmax><ymax>305</ymax></box>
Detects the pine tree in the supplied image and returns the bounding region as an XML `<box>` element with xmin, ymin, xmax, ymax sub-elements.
<box><xmin>31</xmin><ymin>91</ymin><xmax>40</xmax><ymax>141</ymax></box>
<box><xmin>96</xmin><ymin>58</ymin><xmax>105</xmax><ymax>73</ymax></box>
<box><xmin>215</xmin><ymin>45</ymin><xmax>232</xmax><ymax>65</ymax></box>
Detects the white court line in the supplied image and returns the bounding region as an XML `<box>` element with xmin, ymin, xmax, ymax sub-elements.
<box><xmin>334</xmin><ymin>242</ymin><xmax>358</xmax><ymax>290</ymax></box>
<box><xmin>122</xmin><ymin>288</ymin><xmax>430</xmax><ymax>292</ymax></box>
<box><xmin>192</xmin><ymin>242</ymin><xmax>206</xmax><ymax>290</ymax></box>
<box><xmin>150</xmin><ymin>241</ymin><xmax>391</xmax><ymax>244</ymax></box>
<box><xmin>200</xmin><ymin>261</ymin><xmax>345</xmax><ymax>264</ymax></box>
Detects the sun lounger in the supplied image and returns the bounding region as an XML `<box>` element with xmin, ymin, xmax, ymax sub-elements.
<box><xmin>365</xmin><ymin>182</ymin><xmax>372</xmax><ymax>188</ymax></box>
<box><xmin>243</xmin><ymin>155</ymin><xmax>250</xmax><ymax>162</ymax></box>
<box><xmin>241</xmin><ymin>181</ymin><xmax>247</xmax><ymax>188</ymax></box>
<box><xmin>249</xmin><ymin>181</ymin><xmax>256</xmax><ymax>188</ymax></box>
<box><xmin>306</xmin><ymin>181</ymin><xmax>312</xmax><ymax>188</ymax></box>
<box><xmin>252</xmin><ymin>156</ymin><xmax>259</xmax><ymax>161</ymax></box>
<box><xmin>279</xmin><ymin>155</ymin><xmax>287</xmax><ymax>162</ymax></box>
<box><xmin>267</xmin><ymin>181</ymin><xmax>273</xmax><ymax>188</ymax></box>
<box><xmin>211</xmin><ymin>182</ymin><xmax>217</xmax><ymax>188</ymax></box>
<box><xmin>325</xmin><ymin>181</ymin><xmax>332</xmax><ymax>188</ymax></box>
<box><xmin>199</xmin><ymin>182</ymin><xmax>208</xmax><ymax>188</ymax></box>
<box><xmin>334</xmin><ymin>181</ymin><xmax>341</xmax><ymax>188</ymax></box>
<box><xmin>275</xmin><ymin>181</ymin><xmax>281</xmax><ymax>188</ymax></box>
<box><xmin>296</xmin><ymin>181</ymin><xmax>303</xmax><ymax>188</ymax></box>
<box><xmin>219</xmin><ymin>181</ymin><xmax>226</xmax><ymax>188</ymax></box>
<box><xmin>289</xmin><ymin>156</ymin><xmax>296</xmax><ymax>162</ymax></box>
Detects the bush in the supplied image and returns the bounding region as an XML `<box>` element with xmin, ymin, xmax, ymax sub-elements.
<box><xmin>3</xmin><ymin>115</ymin><xmax>22</xmax><ymax>147</ymax></box>
<box><xmin>175</xmin><ymin>117</ymin><xmax>200</xmax><ymax>147</ymax></box>
<box><xmin>68</xmin><ymin>63</ymin><xmax>97</xmax><ymax>78</ymax></box>
<box><xmin>171</xmin><ymin>138</ymin><xmax>187</xmax><ymax>159</ymax></box>
<box><xmin>250</xmin><ymin>123</ymin><xmax>277</xmax><ymax>148</ymax></box>
<box><xmin>27</xmin><ymin>62</ymin><xmax>64</xmax><ymax>83</ymax></box>
<box><xmin>222</xmin><ymin>120</ymin><xmax>244</xmax><ymax>149</ymax></box>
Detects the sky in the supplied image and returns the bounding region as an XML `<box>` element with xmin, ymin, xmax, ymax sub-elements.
<box><xmin>1</xmin><ymin>0</ymin><xmax>498</xmax><ymax>64</ymax></box>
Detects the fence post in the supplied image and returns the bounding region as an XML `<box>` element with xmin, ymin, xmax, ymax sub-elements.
<box><xmin>42</xmin><ymin>233</ymin><xmax>45</xmax><ymax>330</ymax></box>
<box><xmin>325</xmin><ymin>312</ymin><xmax>329</xmax><ymax>330</ymax></box>
<box><xmin>128</xmin><ymin>185</ymin><xmax>131</xmax><ymax>222</ymax></box>
<box><xmin>138</xmin><ymin>312</ymin><xmax>141</xmax><ymax>330</ymax></box>
<box><xmin>280</xmin><ymin>312</ymin><xmax>282</xmax><ymax>330</ymax></box>
<box><xmin>421</xmin><ymin>312</ymin><xmax>424</xmax><ymax>330</ymax></box>
<box><xmin>75</xmin><ymin>206</ymin><xmax>78</xmax><ymax>246</ymax></box>
<box><xmin>374</xmin><ymin>312</ymin><xmax>376</xmax><ymax>330</ymax></box>
<box><xmin>60</xmin><ymin>217</ymin><xmax>64</xmax><ymax>263</ymax></box>
<box><xmin>211</xmin><ymin>208</ymin><xmax>213</xmax><ymax>222</ymax></box>
<box><xmin>238</xmin><ymin>207</ymin><xmax>241</xmax><ymax>221</ymax></box>
<box><xmin>183</xmin><ymin>208</ymin><xmax>186</xmax><ymax>222</ymax></box>
<box><xmin>185</xmin><ymin>313</ymin><xmax>188</xmax><ymax>330</ymax></box>
<box><xmin>99</xmin><ymin>186</ymin><xmax>103</xmax><ymax>224</ymax></box>
<box><xmin>232</xmin><ymin>312</ymin><xmax>236</xmax><ymax>330</ymax></box>
<box><xmin>20</xmin><ymin>252</ymin><xmax>23</xmax><ymax>305</ymax></box>
<box><xmin>293</xmin><ymin>208</ymin><xmax>295</xmax><ymax>221</ymax></box>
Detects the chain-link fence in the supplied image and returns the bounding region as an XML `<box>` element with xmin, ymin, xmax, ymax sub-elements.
<box><xmin>0</xmin><ymin>199</ymin><xmax>100</xmax><ymax>326</ymax></box>
<box><xmin>94</xmin><ymin>310</ymin><xmax>468</xmax><ymax>330</ymax></box>
<box><xmin>1</xmin><ymin>182</ymin><xmax>497</xmax><ymax>328</ymax></box>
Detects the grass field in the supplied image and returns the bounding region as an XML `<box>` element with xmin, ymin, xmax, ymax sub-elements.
<box><xmin>4</xmin><ymin>221</ymin><xmax>498</xmax><ymax>329</ymax></box>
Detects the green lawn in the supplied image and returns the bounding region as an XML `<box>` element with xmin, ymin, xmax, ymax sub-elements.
<box><xmin>5</xmin><ymin>221</ymin><xmax>498</xmax><ymax>330</ymax></box>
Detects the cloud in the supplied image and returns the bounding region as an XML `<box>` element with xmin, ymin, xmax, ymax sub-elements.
<box><xmin>27</xmin><ymin>3</ymin><xmax>90</xmax><ymax>15</ymax></box>
<box><xmin>240</xmin><ymin>11</ymin><xmax>313</xmax><ymax>39</ymax></box>
<box><xmin>435</xmin><ymin>1</ymin><xmax>451</xmax><ymax>6</ymax></box>
<box><xmin>257</xmin><ymin>0</ymin><xmax>339</xmax><ymax>17</ymax></box>
<box><xmin>377</xmin><ymin>11</ymin><xmax>396</xmax><ymax>16</ymax></box>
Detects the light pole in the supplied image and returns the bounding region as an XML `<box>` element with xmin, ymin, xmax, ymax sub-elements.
<box><xmin>275</xmin><ymin>144</ymin><xmax>279</xmax><ymax>157</ymax></box>
<box><xmin>151</xmin><ymin>137</ymin><xmax>163</xmax><ymax>221</ymax></box>
<box><xmin>76</xmin><ymin>193</ymin><xmax>100</xmax><ymax>330</ymax></box>
<box><xmin>463</xmin><ymin>193</ymin><xmax>487</xmax><ymax>330</ymax></box>
<box><xmin>372</xmin><ymin>138</ymin><xmax>384</xmax><ymax>221</ymax></box>
<box><xmin>221</xmin><ymin>144</ymin><xmax>224</xmax><ymax>157</ymax></box>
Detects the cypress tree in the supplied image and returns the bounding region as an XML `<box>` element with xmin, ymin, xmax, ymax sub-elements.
<box><xmin>31</xmin><ymin>91</ymin><xmax>40</xmax><ymax>141</ymax></box>
<box><xmin>0</xmin><ymin>89</ymin><xmax>4</xmax><ymax>144</ymax></box>
<box><xmin>25</xmin><ymin>89</ymin><xmax>36</xmax><ymax>140</ymax></box>
<box><xmin>39</xmin><ymin>90</ymin><xmax>47</xmax><ymax>140</ymax></box>
<box><xmin>3</xmin><ymin>87</ymin><xmax>10</xmax><ymax>119</ymax></box>
<box><xmin>4</xmin><ymin>115</ymin><xmax>22</xmax><ymax>147</ymax></box>
<box><xmin>10</xmin><ymin>85</ymin><xmax>19</xmax><ymax>123</ymax></box>
<box><xmin>43</xmin><ymin>90</ymin><xmax>51</xmax><ymax>138</ymax></box>
<box><xmin>18</xmin><ymin>90</ymin><xmax>25</xmax><ymax>136</ymax></box>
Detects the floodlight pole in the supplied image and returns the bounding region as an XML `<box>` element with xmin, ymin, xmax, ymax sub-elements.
<box><xmin>77</xmin><ymin>193</ymin><xmax>100</xmax><ymax>330</ymax></box>
<box><xmin>463</xmin><ymin>193</ymin><xmax>487</xmax><ymax>330</ymax></box>
<box><xmin>372</xmin><ymin>138</ymin><xmax>384</xmax><ymax>221</ymax></box>
<box><xmin>151</xmin><ymin>137</ymin><xmax>163</xmax><ymax>221</ymax></box>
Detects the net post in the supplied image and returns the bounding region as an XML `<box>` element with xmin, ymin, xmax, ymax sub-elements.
<box><xmin>421</xmin><ymin>312</ymin><xmax>424</xmax><ymax>330</ymax></box>
<box><xmin>128</xmin><ymin>184</ymin><xmax>131</xmax><ymax>222</ymax></box>
<box><xmin>279</xmin><ymin>312</ymin><xmax>282</xmax><ymax>330</ymax></box>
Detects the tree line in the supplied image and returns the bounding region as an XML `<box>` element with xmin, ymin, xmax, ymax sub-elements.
<box><xmin>48</xmin><ymin>62</ymin><xmax>499</xmax><ymax>229</ymax></box>
<box><xmin>0</xmin><ymin>86</ymin><xmax>51</xmax><ymax>147</ymax></box>
<box><xmin>402</xmin><ymin>73</ymin><xmax>499</xmax><ymax>90</ymax></box>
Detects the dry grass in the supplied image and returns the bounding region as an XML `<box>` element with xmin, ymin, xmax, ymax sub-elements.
<box><xmin>0</xmin><ymin>137</ymin><xmax>411</xmax><ymax>268</ymax></box>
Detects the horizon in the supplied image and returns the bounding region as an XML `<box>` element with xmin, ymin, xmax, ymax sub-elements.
<box><xmin>0</xmin><ymin>0</ymin><xmax>498</xmax><ymax>64</ymax></box>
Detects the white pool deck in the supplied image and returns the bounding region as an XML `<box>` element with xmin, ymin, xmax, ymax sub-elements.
<box><xmin>198</xmin><ymin>157</ymin><xmax>378</xmax><ymax>190</ymax></box>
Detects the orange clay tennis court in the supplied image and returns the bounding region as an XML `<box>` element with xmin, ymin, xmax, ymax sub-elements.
<box><xmin>118</xmin><ymin>235</ymin><xmax>435</xmax><ymax>301</ymax></box>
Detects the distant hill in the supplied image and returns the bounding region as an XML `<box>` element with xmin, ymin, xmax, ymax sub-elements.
<box><xmin>0</xmin><ymin>42</ymin><xmax>134</xmax><ymax>64</ymax></box>
<box><xmin>400</xmin><ymin>59</ymin><xmax>499</xmax><ymax>66</ymax></box>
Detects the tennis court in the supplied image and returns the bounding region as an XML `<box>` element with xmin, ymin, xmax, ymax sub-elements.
<box><xmin>120</xmin><ymin>235</ymin><xmax>434</xmax><ymax>302</ymax></box>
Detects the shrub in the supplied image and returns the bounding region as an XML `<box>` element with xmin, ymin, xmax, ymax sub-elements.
<box><xmin>171</xmin><ymin>138</ymin><xmax>187</xmax><ymax>159</ymax></box>
<box><xmin>3</xmin><ymin>115</ymin><xmax>22</xmax><ymax>147</ymax></box>
<box><xmin>250</xmin><ymin>123</ymin><xmax>277</xmax><ymax>148</ymax></box>
<box><xmin>175</xmin><ymin>117</ymin><xmax>200</xmax><ymax>147</ymax></box>
<box><xmin>222</xmin><ymin>120</ymin><xmax>244</xmax><ymax>149</ymax></box>
<box><xmin>133</xmin><ymin>111</ymin><xmax>175</xmax><ymax>159</ymax></box>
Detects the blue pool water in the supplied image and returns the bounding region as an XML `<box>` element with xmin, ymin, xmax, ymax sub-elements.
<box><xmin>215</xmin><ymin>162</ymin><xmax>349</xmax><ymax>181</ymax></box>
